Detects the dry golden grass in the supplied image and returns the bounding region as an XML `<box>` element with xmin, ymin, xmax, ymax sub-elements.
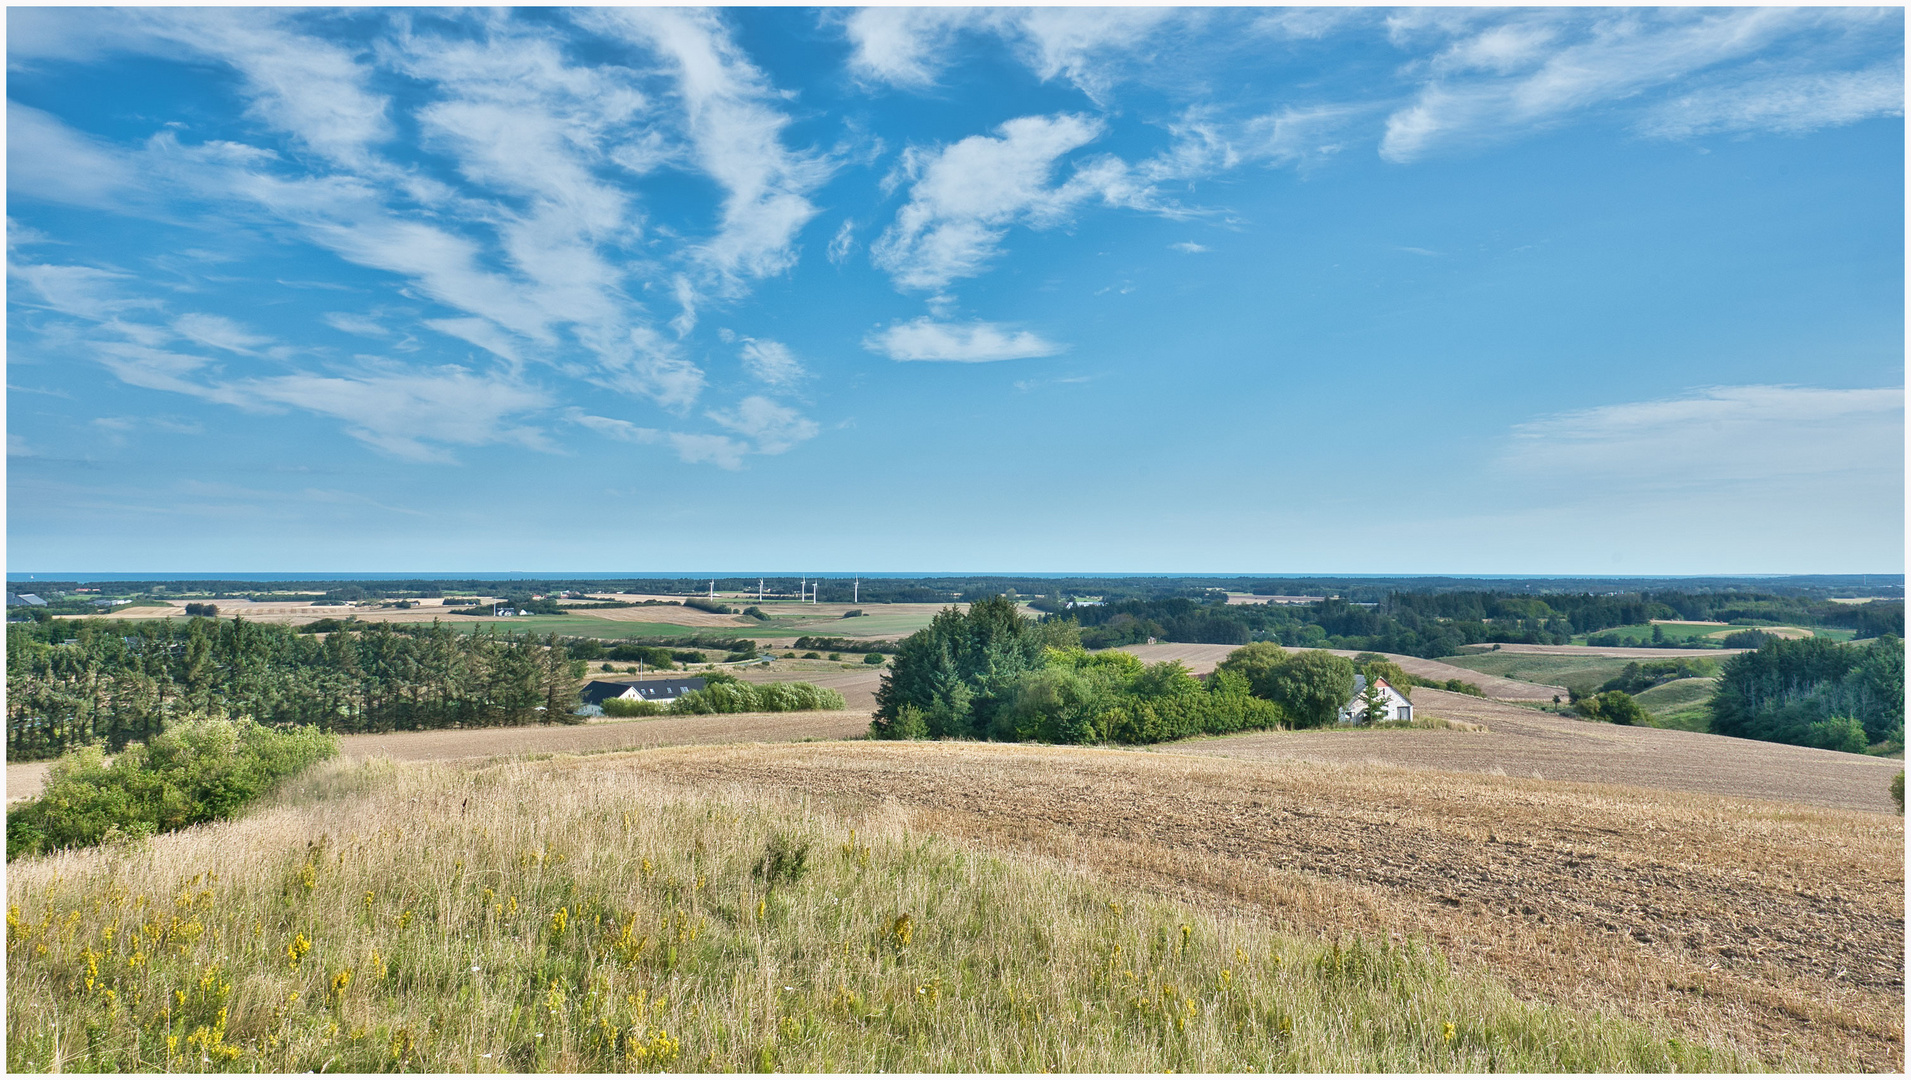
<box><xmin>8</xmin><ymin>755</ymin><xmax>1763</xmax><ymax>1073</ymax></box>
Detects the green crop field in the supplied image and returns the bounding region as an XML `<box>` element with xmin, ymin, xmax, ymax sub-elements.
<box><xmin>1632</xmin><ymin>678</ymin><xmax>1717</xmax><ymax>732</ymax></box>
<box><xmin>1632</xmin><ymin>677</ymin><xmax>1718</xmax><ymax>712</ymax></box>
<box><xmin>1570</xmin><ymin>623</ymin><xmax>1730</xmax><ymax>646</ymax></box>
<box><xmin>1437</xmin><ymin>654</ymin><xmax>1634</xmax><ymax>692</ymax></box>
<box><xmin>777</xmin><ymin>611</ymin><xmax>943</xmax><ymax>638</ymax></box>
<box><xmin>445</xmin><ymin>617</ymin><xmax>760</xmax><ymax>641</ymax></box>
<box><xmin>1570</xmin><ymin>622</ymin><xmax>1848</xmax><ymax>646</ymax></box>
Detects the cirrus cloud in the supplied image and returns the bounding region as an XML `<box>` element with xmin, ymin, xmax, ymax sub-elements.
<box><xmin>863</xmin><ymin>318</ymin><xmax>1065</xmax><ymax>363</ymax></box>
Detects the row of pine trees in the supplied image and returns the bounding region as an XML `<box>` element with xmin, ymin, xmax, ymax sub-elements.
<box><xmin>7</xmin><ymin>618</ymin><xmax>584</xmax><ymax>760</ymax></box>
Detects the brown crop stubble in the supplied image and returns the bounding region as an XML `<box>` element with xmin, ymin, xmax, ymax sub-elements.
<box><xmin>578</xmin><ymin>738</ymin><xmax>1905</xmax><ymax>1071</ymax></box>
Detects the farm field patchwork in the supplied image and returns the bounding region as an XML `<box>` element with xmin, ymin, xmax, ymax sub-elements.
<box><xmin>1112</xmin><ymin>644</ymin><xmax>1565</xmax><ymax>701</ymax></box>
<box><xmin>51</xmin><ymin>597</ymin><xmax>964</xmax><ymax>644</ymax></box>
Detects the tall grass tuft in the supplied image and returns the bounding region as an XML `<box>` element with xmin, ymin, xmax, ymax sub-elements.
<box><xmin>6</xmin><ymin>756</ymin><xmax>1757</xmax><ymax>1072</ymax></box>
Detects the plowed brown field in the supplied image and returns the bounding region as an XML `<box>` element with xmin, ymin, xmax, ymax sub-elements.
<box><xmin>1169</xmin><ymin>688</ymin><xmax>1904</xmax><ymax>814</ymax></box>
<box><xmin>554</xmin><ymin>739</ymin><xmax>1904</xmax><ymax>1071</ymax></box>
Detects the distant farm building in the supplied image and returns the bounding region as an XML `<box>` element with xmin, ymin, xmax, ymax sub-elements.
<box><xmin>6</xmin><ymin>593</ymin><xmax>47</xmax><ymax>607</ymax></box>
<box><xmin>577</xmin><ymin>678</ymin><xmax>707</xmax><ymax>715</ymax></box>
<box><xmin>1338</xmin><ymin>675</ymin><xmax>1412</xmax><ymax>725</ymax></box>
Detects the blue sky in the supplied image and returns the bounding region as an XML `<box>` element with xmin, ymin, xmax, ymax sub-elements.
<box><xmin>7</xmin><ymin>7</ymin><xmax>1904</xmax><ymax>574</ymax></box>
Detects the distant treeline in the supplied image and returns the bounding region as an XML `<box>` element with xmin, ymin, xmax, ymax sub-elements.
<box><xmin>6</xmin><ymin>618</ymin><xmax>585</xmax><ymax>761</ymax></box>
<box><xmin>1054</xmin><ymin>593</ymin><xmax>1904</xmax><ymax>658</ymax></box>
<box><xmin>793</xmin><ymin>636</ymin><xmax>898</xmax><ymax>655</ymax></box>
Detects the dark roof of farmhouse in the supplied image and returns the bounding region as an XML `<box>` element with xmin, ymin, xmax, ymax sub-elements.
<box><xmin>579</xmin><ymin>678</ymin><xmax>707</xmax><ymax>705</ymax></box>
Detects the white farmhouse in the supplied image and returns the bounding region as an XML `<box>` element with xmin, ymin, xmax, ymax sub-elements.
<box><xmin>1337</xmin><ymin>675</ymin><xmax>1413</xmax><ymax>725</ymax></box>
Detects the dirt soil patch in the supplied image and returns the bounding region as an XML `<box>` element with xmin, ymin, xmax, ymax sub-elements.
<box><xmin>557</xmin><ymin>740</ymin><xmax>1903</xmax><ymax>1071</ymax></box>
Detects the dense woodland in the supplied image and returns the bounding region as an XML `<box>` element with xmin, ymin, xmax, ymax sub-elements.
<box><xmin>1709</xmin><ymin>636</ymin><xmax>1904</xmax><ymax>753</ymax></box>
<box><xmin>7</xmin><ymin>618</ymin><xmax>584</xmax><ymax>761</ymax></box>
<box><xmin>870</xmin><ymin>600</ymin><xmax>1418</xmax><ymax>745</ymax></box>
<box><xmin>1056</xmin><ymin>592</ymin><xmax>1903</xmax><ymax>656</ymax></box>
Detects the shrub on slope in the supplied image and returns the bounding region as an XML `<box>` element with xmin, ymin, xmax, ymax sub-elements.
<box><xmin>6</xmin><ymin>717</ymin><xmax>337</xmax><ymax>859</ymax></box>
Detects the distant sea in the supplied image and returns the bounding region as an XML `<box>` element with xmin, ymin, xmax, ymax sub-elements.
<box><xmin>8</xmin><ymin>571</ymin><xmax>1888</xmax><ymax>583</ymax></box>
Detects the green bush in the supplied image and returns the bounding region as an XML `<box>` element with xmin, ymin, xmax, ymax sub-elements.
<box><xmin>1801</xmin><ymin>715</ymin><xmax>1869</xmax><ymax>754</ymax></box>
<box><xmin>600</xmin><ymin>697</ymin><xmax>665</xmax><ymax>718</ymax></box>
<box><xmin>1577</xmin><ymin>690</ymin><xmax>1648</xmax><ymax>726</ymax></box>
<box><xmin>863</xmin><ymin>652</ymin><xmax>886</xmax><ymax>665</ymax></box>
<box><xmin>669</xmin><ymin>681</ymin><xmax>846</xmax><ymax>715</ymax></box>
<box><xmin>1891</xmin><ymin>772</ymin><xmax>1904</xmax><ymax>814</ymax></box>
<box><xmin>6</xmin><ymin>716</ymin><xmax>338</xmax><ymax>860</ymax></box>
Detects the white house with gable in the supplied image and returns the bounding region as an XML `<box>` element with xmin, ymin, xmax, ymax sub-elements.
<box><xmin>1338</xmin><ymin>675</ymin><xmax>1412</xmax><ymax>725</ymax></box>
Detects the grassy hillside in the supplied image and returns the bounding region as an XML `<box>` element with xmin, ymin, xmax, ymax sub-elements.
<box><xmin>1632</xmin><ymin>678</ymin><xmax>1718</xmax><ymax>732</ymax></box>
<box><xmin>6</xmin><ymin>757</ymin><xmax>1752</xmax><ymax>1073</ymax></box>
<box><xmin>1436</xmin><ymin>653</ymin><xmax>1633</xmax><ymax>692</ymax></box>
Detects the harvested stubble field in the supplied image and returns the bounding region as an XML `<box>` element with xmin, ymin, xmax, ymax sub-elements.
<box><xmin>580</xmin><ymin>739</ymin><xmax>1904</xmax><ymax>1071</ymax></box>
<box><xmin>1171</xmin><ymin>688</ymin><xmax>1902</xmax><ymax>813</ymax></box>
<box><xmin>1114</xmin><ymin>644</ymin><xmax>1567</xmax><ymax>701</ymax></box>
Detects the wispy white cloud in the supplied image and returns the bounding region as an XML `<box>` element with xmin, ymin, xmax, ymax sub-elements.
<box><xmin>864</xmin><ymin>318</ymin><xmax>1065</xmax><ymax>363</ymax></box>
<box><xmin>737</xmin><ymin>339</ymin><xmax>807</xmax><ymax>387</ymax></box>
<box><xmin>587</xmin><ymin>8</ymin><xmax>833</xmax><ymax>288</ymax></box>
<box><xmin>1170</xmin><ymin>241</ymin><xmax>1209</xmax><ymax>254</ymax></box>
<box><xmin>827</xmin><ymin>219</ymin><xmax>857</xmax><ymax>265</ymax></box>
<box><xmin>570</xmin><ymin>411</ymin><xmax>750</xmax><ymax>469</ymax></box>
<box><xmin>323</xmin><ymin>311</ymin><xmax>391</xmax><ymax>338</ymax></box>
<box><xmin>6</xmin><ymin>102</ymin><xmax>147</xmax><ymax>212</ymax></box>
<box><xmin>1639</xmin><ymin>64</ymin><xmax>1905</xmax><ymax>139</ymax></box>
<box><xmin>1242</xmin><ymin>103</ymin><xmax>1370</xmax><ymax>167</ymax></box>
<box><xmin>1251</xmin><ymin>8</ymin><xmax>1373</xmax><ymax>42</ymax></box>
<box><xmin>1502</xmin><ymin>385</ymin><xmax>1905</xmax><ymax>492</ymax></box>
<box><xmin>10</xmin><ymin>262</ymin><xmax>156</xmax><ymax>321</ymax></box>
<box><xmin>707</xmin><ymin>395</ymin><xmax>819</xmax><ymax>454</ymax></box>
<box><xmin>842</xmin><ymin>7</ymin><xmax>1179</xmax><ymax>100</ymax></box>
<box><xmin>871</xmin><ymin>114</ymin><xmax>1106</xmax><ymax>291</ymax></box>
<box><xmin>224</xmin><ymin>366</ymin><xmax>554</xmax><ymax>463</ymax></box>
<box><xmin>842</xmin><ymin>9</ymin><xmax>1001</xmax><ymax>88</ymax></box>
<box><xmin>1380</xmin><ymin>9</ymin><xmax>1810</xmax><ymax>162</ymax></box>
<box><xmin>172</xmin><ymin>312</ymin><xmax>271</xmax><ymax>354</ymax></box>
